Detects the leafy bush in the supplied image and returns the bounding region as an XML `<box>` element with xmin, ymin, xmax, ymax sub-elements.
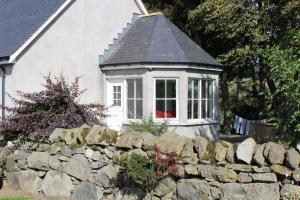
<box><xmin>153</xmin><ymin>146</ymin><xmax>178</xmax><ymax>178</ymax></box>
<box><xmin>0</xmin><ymin>75</ymin><xmax>106</xmax><ymax>142</ymax></box>
<box><xmin>115</xmin><ymin>147</ymin><xmax>178</xmax><ymax>190</ymax></box>
<box><xmin>127</xmin><ymin>116</ymin><xmax>168</xmax><ymax>136</ymax></box>
<box><xmin>115</xmin><ymin>153</ymin><xmax>157</xmax><ymax>190</ymax></box>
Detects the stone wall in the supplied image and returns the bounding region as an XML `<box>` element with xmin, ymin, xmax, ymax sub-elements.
<box><xmin>1</xmin><ymin>125</ymin><xmax>300</xmax><ymax>200</ymax></box>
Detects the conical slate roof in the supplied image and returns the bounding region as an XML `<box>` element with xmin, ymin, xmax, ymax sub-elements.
<box><xmin>100</xmin><ymin>13</ymin><xmax>222</xmax><ymax>68</ymax></box>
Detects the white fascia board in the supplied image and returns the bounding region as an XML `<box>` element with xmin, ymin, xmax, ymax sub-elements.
<box><xmin>134</xmin><ymin>0</ymin><xmax>148</xmax><ymax>14</ymax></box>
<box><xmin>101</xmin><ymin>64</ymin><xmax>223</xmax><ymax>72</ymax></box>
<box><xmin>8</xmin><ymin>0</ymin><xmax>74</xmax><ymax>63</ymax></box>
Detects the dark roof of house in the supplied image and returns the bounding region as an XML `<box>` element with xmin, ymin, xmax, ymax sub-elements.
<box><xmin>0</xmin><ymin>0</ymin><xmax>66</xmax><ymax>59</ymax></box>
<box><xmin>100</xmin><ymin>13</ymin><xmax>222</xmax><ymax>68</ymax></box>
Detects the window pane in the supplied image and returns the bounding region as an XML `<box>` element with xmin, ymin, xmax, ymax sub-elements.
<box><xmin>117</xmin><ymin>100</ymin><xmax>121</xmax><ymax>106</ymax></box>
<box><xmin>117</xmin><ymin>86</ymin><xmax>121</xmax><ymax>92</ymax></box>
<box><xmin>127</xmin><ymin>100</ymin><xmax>134</xmax><ymax>119</ymax></box>
<box><xmin>208</xmin><ymin>100</ymin><xmax>214</xmax><ymax>118</ymax></box>
<box><xmin>201</xmin><ymin>100</ymin><xmax>206</xmax><ymax>118</ymax></box>
<box><xmin>156</xmin><ymin>100</ymin><xmax>165</xmax><ymax>118</ymax></box>
<box><xmin>188</xmin><ymin>79</ymin><xmax>193</xmax><ymax>99</ymax></box>
<box><xmin>202</xmin><ymin>80</ymin><xmax>207</xmax><ymax>99</ymax></box>
<box><xmin>117</xmin><ymin>93</ymin><xmax>121</xmax><ymax>100</ymax></box>
<box><xmin>136</xmin><ymin>100</ymin><xmax>143</xmax><ymax>119</ymax></box>
<box><xmin>194</xmin><ymin>80</ymin><xmax>199</xmax><ymax>99</ymax></box>
<box><xmin>136</xmin><ymin>79</ymin><xmax>143</xmax><ymax>98</ymax></box>
<box><xmin>188</xmin><ymin>100</ymin><xmax>192</xmax><ymax>119</ymax></box>
<box><xmin>167</xmin><ymin>80</ymin><xmax>176</xmax><ymax>98</ymax></box>
<box><xmin>156</xmin><ymin>80</ymin><xmax>165</xmax><ymax>98</ymax></box>
<box><xmin>127</xmin><ymin>80</ymin><xmax>134</xmax><ymax>98</ymax></box>
<box><xmin>193</xmin><ymin>100</ymin><xmax>199</xmax><ymax>119</ymax></box>
<box><xmin>208</xmin><ymin>81</ymin><xmax>213</xmax><ymax>99</ymax></box>
<box><xmin>166</xmin><ymin>100</ymin><xmax>176</xmax><ymax>118</ymax></box>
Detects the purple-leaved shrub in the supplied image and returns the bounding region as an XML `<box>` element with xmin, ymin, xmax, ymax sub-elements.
<box><xmin>0</xmin><ymin>75</ymin><xmax>106</xmax><ymax>142</ymax></box>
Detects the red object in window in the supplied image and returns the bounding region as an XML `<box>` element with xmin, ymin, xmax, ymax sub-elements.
<box><xmin>156</xmin><ymin>110</ymin><xmax>175</xmax><ymax>118</ymax></box>
<box><xmin>156</xmin><ymin>110</ymin><xmax>164</xmax><ymax>118</ymax></box>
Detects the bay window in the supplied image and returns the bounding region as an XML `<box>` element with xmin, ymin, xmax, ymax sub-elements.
<box><xmin>155</xmin><ymin>79</ymin><xmax>177</xmax><ymax>119</ymax></box>
<box><xmin>188</xmin><ymin>79</ymin><xmax>215</xmax><ymax>119</ymax></box>
<box><xmin>127</xmin><ymin>79</ymin><xmax>143</xmax><ymax>119</ymax></box>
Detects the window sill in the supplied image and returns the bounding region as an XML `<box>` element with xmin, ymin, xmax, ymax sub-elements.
<box><xmin>123</xmin><ymin>119</ymin><xmax>219</xmax><ymax>126</ymax></box>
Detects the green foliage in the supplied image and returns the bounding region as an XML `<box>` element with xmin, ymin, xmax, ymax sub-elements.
<box><xmin>115</xmin><ymin>153</ymin><xmax>157</xmax><ymax>190</ymax></box>
<box><xmin>127</xmin><ymin>116</ymin><xmax>168</xmax><ymax>136</ymax></box>
<box><xmin>259</xmin><ymin>31</ymin><xmax>300</xmax><ymax>137</ymax></box>
<box><xmin>0</xmin><ymin>198</ymin><xmax>31</xmax><ymax>200</ymax></box>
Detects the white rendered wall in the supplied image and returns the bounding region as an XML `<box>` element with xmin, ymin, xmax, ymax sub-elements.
<box><xmin>5</xmin><ymin>0</ymin><xmax>141</xmax><ymax>106</ymax></box>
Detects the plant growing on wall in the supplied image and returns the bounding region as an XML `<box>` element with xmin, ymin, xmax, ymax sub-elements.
<box><xmin>0</xmin><ymin>75</ymin><xmax>106</xmax><ymax>142</ymax></box>
<box><xmin>127</xmin><ymin>116</ymin><xmax>168</xmax><ymax>136</ymax></box>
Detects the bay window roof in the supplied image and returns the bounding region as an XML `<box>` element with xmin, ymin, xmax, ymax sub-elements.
<box><xmin>100</xmin><ymin>13</ymin><xmax>223</xmax><ymax>68</ymax></box>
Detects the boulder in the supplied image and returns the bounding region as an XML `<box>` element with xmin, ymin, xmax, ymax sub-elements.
<box><xmin>280</xmin><ymin>184</ymin><xmax>300</xmax><ymax>199</ymax></box>
<box><xmin>84</xmin><ymin>148</ymin><xmax>100</xmax><ymax>161</ymax></box>
<box><xmin>72</xmin><ymin>182</ymin><xmax>103</xmax><ymax>200</ymax></box>
<box><xmin>253</xmin><ymin>144</ymin><xmax>266</xmax><ymax>167</ymax></box>
<box><xmin>115</xmin><ymin>132</ymin><xmax>144</xmax><ymax>149</ymax></box>
<box><xmin>49</xmin><ymin>128</ymin><xmax>67</xmax><ymax>143</ymax></box>
<box><xmin>251</xmin><ymin>173</ymin><xmax>277</xmax><ymax>183</ymax></box>
<box><xmin>180</xmin><ymin>142</ymin><xmax>198</xmax><ymax>164</ymax></box>
<box><xmin>41</xmin><ymin>170</ymin><xmax>73</xmax><ymax>197</ymax></box>
<box><xmin>156</xmin><ymin>132</ymin><xmax>190</xmax><ymax>155</ymax></box>
<box><xmin>61</xmin><ymin>146</ymin><xmax>72</xmax><ymax>157</ymax></box>
<box><xmin>198</xmin><ymin>165</ymin><xmax>237</xmax><ymax>183</ymax></box>
<box><xmin>236</xmin><ymin>138</ymin><xmax>256</xmax><ymax>164</ymax></box>
<box><xmin>226</xmin><ymin>164</ymin><xmax>253</xmax><ymax>172</ymax></box>
<box><xmin>64</xmin><ymin>154</ymin><xmax>91</xmax><ymax>181</ymax></box>
<box><xmin>271</xmin><ymin>165</ymin><xmax>291</xmax><ymax>176</ymax></box>
<box><xmin>292</xmin><ymin>168</ymin><xmax>300</xmax><ymax>182</ymax></box>
<box><xmin>49</xmin><ymin>143</ymin><xmax>62</xmax><ymax>155</ymax></box>
<box><xmin>17</xmin><ymin>170</ymin><xmax>43</xmax><ymax>194</ymax></box>
<box><xmin>142</xmin><ymin>133</ymin><xmax>159</xmax><ymax>150</ymax></box>
<box><xmin>85</xmin><ymin>125</ymin><xmax>105</xmax><ymax>145</ymax></box>
<box><xmin>128</xmin><ymin>149</ymin><xmax>148</xmax><ymax>157</ymax></box>
<box><xmin>211</xmin><ymin>187</ymin><xmax>222</xmax><ymax>200</ymax></box>
<box><xmin>267</xmin><ymin>144</ymin><xmax>285</xmax><ymax>165</ymax></box>
<box><xmin>220</xmin><ymin>183</ymin><xmax>280</xmax><ymax>200</ymax></box>
<box><xmin>154</xmin><ymin>176</ymin><xmax>176</xmax><ymax>197</ymax></box>
<box><xmin>285</xmin><ymin>148</ymin><xmax>300</xmax><ymax>169</ymax></box>
<box><xmin>6</xmin><ymin>172</ymin><xmax>20</xmax><ymax>190</ymax></box>
<box><xmin>5</xmin><ymin>155</ymin><xmax>18</xmax><ymax>172</ymax></box>
<box><xmin>184</xmin><ymin>164</ymin><xmax>198</xmax><ymax>175</ymax></box>
<box><xmin>28</xmin><ymin>152</ymin><xmax>50</xmax><ymax>171</ymax></box>
<box><xmin>95</xmin><ymin>164</ymin><xmax>119</xmax><ymax>187</ymax></box>
<box><xmin>263</xmin><ymin>142</ymin><xmax>276</xmax><ymax>157</ymax></box>
<box><xmin>237</xmin><ymin>173</ymin><xmax>252</xmax><ymax>183</ymax></box>
<box><xmin>177</xmin><ymin>179</ymin><xmax>210</xmax><ymax>200</ymax></box>
<box><xmin>114</xmin><ymin>187</ymin><xmax>146</xmax><ymax>200</ymax></box>
<box><xmin>193</xmin><ymin>137</ymin><xmax>208</xmax><ymax>160</ymax></box>
<box><xmin>215</xmin><ymin>142</ymin><xmax>227</xmax><ymax>162</ymax></box>
<box><xmin>225</xmin><ymin>143</ymin><xmax>235</xmax><ymax>163</ymax></box>
<box><xmin>65</xmin><ymin>125</ymin><xmax>91</xmax><ymax>146</ymax></box>
<box><xmin>252</xmin><ymin>166</ymin><xmax>271</xmax><ymax>173</ymax></box>
<box><xmin>49</xmin><ymin>156</ymin><xmax>62</xmax><ymax>170</ymax></box>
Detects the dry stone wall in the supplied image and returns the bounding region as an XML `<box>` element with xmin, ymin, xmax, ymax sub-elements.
<box><xmin>1</xmin><ymin>124</ymin><xmax>300</xmax><ymax>200</ymax></box>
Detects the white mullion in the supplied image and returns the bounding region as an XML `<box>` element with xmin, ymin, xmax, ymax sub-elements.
<box><xmin>191</xmin><ymin>80</ymin><xmax>194</xmax><ymax>119</ymax></box>
<box><xmin>164</xmin><ymin>80</ymin><xmax>167</xmax><ymax>119</ymax></box>
<box><xmin>134</xmin><ymin>80</ymin><xmax>136</xmax><ymax>119</ymax></box>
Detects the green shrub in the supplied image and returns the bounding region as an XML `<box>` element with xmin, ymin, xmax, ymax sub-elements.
<box><xmin>115</xmin><ymin>153</ymin><xmax>157</xmax><ymax>190</ymax></box>
<box><xmin>127</xmin><ymin>116</ymin><xmax>168</xmax><ymax>136</ymax></box>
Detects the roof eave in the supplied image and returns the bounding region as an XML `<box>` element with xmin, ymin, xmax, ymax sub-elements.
<box><xmin>99</xmin><ymin>62</ymin><xmax>223</xmax><ymax>72</ymax></box>
<box><xmin>7</xmin><ymin>0</ymin><xmax>74</xmax><ymax>63</ymax></box>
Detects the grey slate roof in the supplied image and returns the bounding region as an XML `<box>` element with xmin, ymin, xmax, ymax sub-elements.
<box><xmin>100</xmin><ymin>13</ymin><xmax>222</xmax><ymax>68</ymax></box>
<box><xmin>0</xmin><ymin>0</ymin><xmax>66</xmax><ymax>58</ymax></box>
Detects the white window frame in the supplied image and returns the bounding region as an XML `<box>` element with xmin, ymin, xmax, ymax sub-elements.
<box><xmin>188</xmin><ymin>78</ymin><xmax>216</xmax><ymax>121</ymax></box>
<box><xmin>125</xmin><ymin>79</ymin><xmax>143</xmax><ymax>120</ymax></box>
<box><xmin>153</xmin><ymin>78</ymin><xmax>179</xmax><ymax>121</ymax></box>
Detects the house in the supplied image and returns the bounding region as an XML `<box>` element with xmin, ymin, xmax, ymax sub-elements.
<box><xmin>0</xmin><ymin>0</ymin><xmax>223</xmax><ymax>140</ymax></box>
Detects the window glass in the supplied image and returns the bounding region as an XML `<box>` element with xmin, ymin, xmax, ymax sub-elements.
<box><xmin>127</xmin><ymin>79</ymin><xmax>143</xmax><ymax>119</ymax></box>
<box><xmin>155</xmin><ymin>79</ymin><xmax>177</xmax><ymax>119</ymax></box>
<box><xmin>156</xmin><ymin>80</ymin><xmax>165</xmax><ymax>98</ymax></box>
<box><xmin>156</xmin><ymin>100</ymin><xmax>165</xmax><ymax>118</ymax></box>
<box><xmin>127</xmin><ymin>80</ymin><xmax>134</xmax><ymax>98</ymax></box>
<box><xmin>136</xmin><ymin>79</ymin><xmax>143</xmax><ymax>98</ymax></box>
<box><xmin>188</xmin><ymin>79</ymin><xmax>215</xmax><ymax>119</ymax></box>
<box><xmin>167</xmin><ymin>80</ymin><xmax>176</xmax><ymax>98</ymax></box>
<box><xmin>127</xmin><ymin>100</ymin><xmax>134</xmax><ymax>119</ymax></box>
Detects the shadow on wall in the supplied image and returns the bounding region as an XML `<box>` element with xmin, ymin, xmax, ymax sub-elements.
<box><xmin>170</xmin><ymin>124</ymin><xmax>219</xmax><ymax>142</ymax></box>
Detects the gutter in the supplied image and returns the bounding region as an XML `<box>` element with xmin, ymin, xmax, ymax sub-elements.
<box><xmin>0</xmin><ymin>66</ymin><xmax>6</xmax><ymax>120</ymax></box>
<box><xmin>133</xmin><ymin>0</ymin><xmax>148</xmax><ymax>14</ymax></box>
